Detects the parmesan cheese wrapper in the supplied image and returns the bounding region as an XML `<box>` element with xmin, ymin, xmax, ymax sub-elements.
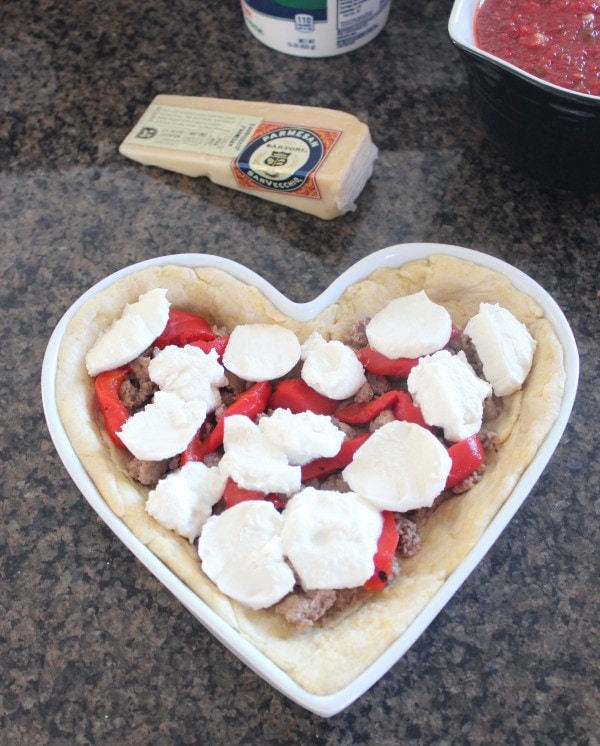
<box><xmin>119</xmin><ymin>94</ymin><xmax>378</xmax><ymax>220</ymax></box>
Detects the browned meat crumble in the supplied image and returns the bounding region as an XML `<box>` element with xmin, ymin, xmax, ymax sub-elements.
<box><xmin>120</xmin><ymin>355</ymin><xmax>157</xmax><ymax>412</ymax></box>
<box><xmin>395</xmin><ymin>516</ymin><xmax>422</xmax><ymax>557</ymax></box>
<box><xmin>274</xmin><ymin>587</ymin><xmax>367</xmax><ymax>631</ymax></box>
<box><xmin>126</xmin><ymin>455</ymin><xmax>179</xmax><ymax>486</ymax></box>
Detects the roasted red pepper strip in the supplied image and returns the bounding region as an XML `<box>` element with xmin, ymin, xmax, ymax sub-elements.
<box><xmin>268</xmin><ymin>378</ymin><xmax>339</xmax><ymax>415</ymax></box>
<box><xmin>153</xmin><ymin>309</ymin><xmax>215</xmax><ymax>349</ymax></box>
<box><xmin>94</xmin><ymin>366</ymin><xmax>130</xmax><ymax>448</ymax></box>
<box><xmin>364</xmin><ymin>511</ymin><xmax>399</xmax><ymax>591</ymax></box>
<box><xmin>201</xmin><ymin>380</ymin><xmax>272</xmax><ymax>455</ymax></box>
<box><xmin>392</xmin><ymin>391</ymin><xmax>432</xmax><ymax>430</ymax></box>
<box><xmin>336</xmin><ymin>389</ymin><xmax>434</xmax><ymax>431</ymax></box>
<box><xmin>265</xmin><ymin>494</ymin><xmax>287</xmax><ymax>511</ymax></box>
<box><xmin>356</xmin><ymin>347</ymin><xmax>420</xmax><ymax>377</ymax></box>
<box><xmin>189</xmin><ymin>334</ymin><xmax>230</xmax><ymax>361</ymax></box>
<box><xmin>223</xmin><ymin>478</ymin><xmax>264</xmax><ymax>508</ymax></box>
<box><xmin>335</xmin><ymin>390</ymin><xmax>399</xmax><ymax>424</ymax></box>
<box><xmin>301</xmin><ymin>434</ymin><xmax>370</xmax><ymax>482</ymax></box>
<box><xmin>445</xmin><ymin>434</ymin><xmax>485</xmax><ymax>489</ymax></box>
<box><xmin>179</xmin><ymin>430</ymin><xmax>205</xmax><ymax>466</ymax></box>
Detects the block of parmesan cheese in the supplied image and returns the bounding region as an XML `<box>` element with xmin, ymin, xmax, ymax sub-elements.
<box><xmin>119</xmin><ymin>95</ymin><xmax>378</xmax><ymax>220</ymax></box>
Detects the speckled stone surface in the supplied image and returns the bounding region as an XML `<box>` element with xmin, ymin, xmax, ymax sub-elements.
<box><xmin>2</xmin><ymin>0</ymin><xmax>599</xmax><ymax>743</ymax></box>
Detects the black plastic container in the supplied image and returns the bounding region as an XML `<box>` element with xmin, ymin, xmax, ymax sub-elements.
<box><xmin>449</xmin><ymin>0</ymin><xmax>600</xmax><ymax>193</ymax></box>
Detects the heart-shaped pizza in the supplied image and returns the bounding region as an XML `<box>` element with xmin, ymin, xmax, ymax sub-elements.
<box><xmin>54</xmin><ymin>252</ymin><xmax>566</xmax><ymax>697</ymax></box>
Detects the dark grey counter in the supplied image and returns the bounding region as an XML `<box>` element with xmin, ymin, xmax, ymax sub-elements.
<box><xmin>2</xmin><ymin>1</ymin><xmax>599</xmax><ymax>743</ymax></box>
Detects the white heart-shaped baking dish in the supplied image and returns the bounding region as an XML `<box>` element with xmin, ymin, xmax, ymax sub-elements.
<box><xmin>41</xmin><ymin>243</ymin><xmax>578</xmax><ymax>717</ymax></box>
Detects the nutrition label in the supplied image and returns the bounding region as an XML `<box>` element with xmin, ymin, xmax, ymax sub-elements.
<box><xmin>121</xmin><ymin>104</ymin><xmax>262</xmax><ymax>158</ymax></box>
<box><xmin>337</xmin><ymin>0</ymin><xmax>389</xmax><ymax>48</ymax></box>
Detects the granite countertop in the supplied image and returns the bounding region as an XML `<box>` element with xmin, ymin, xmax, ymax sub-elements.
<box><xmin>2</xmin><ymin>0</ymin><xmax>599</xmax><ymax>742</ymax></box>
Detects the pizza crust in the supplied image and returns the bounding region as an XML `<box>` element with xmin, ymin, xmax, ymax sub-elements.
<box><xmin>55</xmin><ymin>255</ymin><xmax>565</xmax><ymax>695</ymax></box>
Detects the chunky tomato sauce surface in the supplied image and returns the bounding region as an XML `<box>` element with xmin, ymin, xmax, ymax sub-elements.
<box><xmin>475</xmin><ymin>0</ymin><xmax>600</xmax><ymax>96</ymax></box>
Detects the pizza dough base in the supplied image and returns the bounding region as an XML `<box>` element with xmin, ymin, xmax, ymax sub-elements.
<box><xmin>55</xmin><ymin>255</ymin><xmax>565</xmax><ymax>696</ymax></box>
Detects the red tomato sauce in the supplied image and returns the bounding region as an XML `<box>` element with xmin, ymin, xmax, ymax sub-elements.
<box><xmin>475</xmin><ymin>0</ymin><xmax>600</xmax><ymax>96</ymax></box>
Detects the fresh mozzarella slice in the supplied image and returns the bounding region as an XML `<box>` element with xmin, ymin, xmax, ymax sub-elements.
<box><xmin>146</xmin><ymin>461</ymin><xmax>227</xmax><ymax>542</ymax></box>
<box><xmin>281</xmin><ymin>487</ymin><xmax>383</xmax><ymax>590</ymax></box>
<box><xmin>118</xmin><ymin>390</ymin><xmax>207</xmax><ymax>461</ymax></box>
<box><xmin>149</xmin><ymin>345</ymin><xmax>228</xmax><ymax>411</ymax></box>
<box><xmin>464</xmin><ymin>303</ymin><xmax>536</xmax><ymax>396</ymax></box>
<box><xmin>365</xmin><ymin>290</ymin><xmax>452</xmax><ymax>359</ymax></box>
<box><xmin>300</xmin><ymin>332</ymin><xmax>366</xmax><ymax>400</ymax></box>
<box><xmin>258</xmin><ymin>408</ymin><xmax>345</xmax><ymax>465</ymax></box>
<box><xmin>222</xmin><ymin>323</ymin><xmax>301</xmax><ymax>382</ymax></box>
<box><xmin>86</xmin><ymin>288</ymin><xmax>170</xmax><ymax>375</ymax></box>
<box><xmin>343</xmin><ymin>420</ymin><xmax>452</xmax><ymax>512</ymax></box>
<box><xmin>407</xmin><ymin>350</ymin><xmax>492</xmax><ymax>442</ymax></box>
<box><xmin>219</xmin><ymin>414</ymin><xmax>301</xmax><ymax>494</ymax></box>
<box><xmin>198</xmin><ymin>501</ymin><xmax>295</xmax><ymax>610</ymax></box>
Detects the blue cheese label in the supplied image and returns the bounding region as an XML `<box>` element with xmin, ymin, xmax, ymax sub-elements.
<box><xmin>121</xmin><ymin>104</ymin><xmax>262</xmax><ymax>158</ymax></box>
<box><xmin>232</xmin><ymin>122</ymin><xmax>340</xmax><ymax>198</ymax></box>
